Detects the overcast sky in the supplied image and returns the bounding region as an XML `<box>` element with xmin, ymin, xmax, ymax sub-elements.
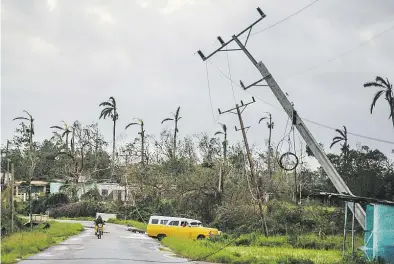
<box><xmin>2</xmin><ymin>0</ymin><xmax>394</xmax><ymax>167</ymax></box>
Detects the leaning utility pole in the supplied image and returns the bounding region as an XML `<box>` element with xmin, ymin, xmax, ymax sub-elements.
<box><xmin>197</xmin><ymin>7</ymin><xmax>366</xmax><ymax>229</ymax></box>
<box><xmin>218</xmin><ymin>97</ymin><xmax>269</xmax><ymax>237</ymax></box>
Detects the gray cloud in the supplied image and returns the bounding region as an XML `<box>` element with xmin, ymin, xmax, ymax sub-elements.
<box><xmin>2</xmin><ymin>0</ymin><xmax>394</xmax><ymax>165</ymax></box>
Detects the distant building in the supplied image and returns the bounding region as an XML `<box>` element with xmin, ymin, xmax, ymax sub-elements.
<box><xmin>14</xmin><ymin>180</ymin><xmax>50</xmax><ymax>201</ymax></box>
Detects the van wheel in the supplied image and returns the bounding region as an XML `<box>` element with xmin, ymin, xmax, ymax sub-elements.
<box><xmin>197</xmin><ymin>235</ymin><xmax>205</xmax><ymax>240</ymax></box>
<box><xmin>157</xmin><ymin>234</ymin><xmax>166</xmax><ymax>241</ymax></box>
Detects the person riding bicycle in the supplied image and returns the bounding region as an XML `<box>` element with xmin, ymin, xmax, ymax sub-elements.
<box><xmin>94</xmin><ymin>215</ymin><xmax>105</xmax><ymax>235</ymax></box>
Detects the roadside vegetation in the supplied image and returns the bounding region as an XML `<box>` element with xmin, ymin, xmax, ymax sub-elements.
<box><xmin>1</xmin><ymin>221</ymin><xmax>84</xmax><ymax>264</ymax></box>
<box><xmin>2</xmin><ymin>76</ymin><xmax>393</xmax><ymax>264</ymax></box>
<box><xmin>106</xmin><ymin>218</ymin><xmax>147</xmax><ymax>231</ymax></box>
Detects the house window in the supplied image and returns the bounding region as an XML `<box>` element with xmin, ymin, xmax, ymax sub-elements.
<box><xmin>102</xmin><ymin>189</ymin><xmax>108</xmax><ymax>196</ymax></box>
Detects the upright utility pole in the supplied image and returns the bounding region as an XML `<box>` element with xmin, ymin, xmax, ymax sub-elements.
<box><xmin>2</xmin><ymin>140</ymin><xmax>10</xmax><ymax>185</ymax></box>
<box><xmin>197</xmin><ymin>7</ymin><xmax>366</xmax><ymax>229</ymax></box>
<box><xmin>11</xmin><ymin>163</ymin><xmax>15</xmax><ymax>233</ymax></box>
<box><xmin>218</xmin><ymin>97</ymin><xmax>268</xmax><ymax>237</ymax></box>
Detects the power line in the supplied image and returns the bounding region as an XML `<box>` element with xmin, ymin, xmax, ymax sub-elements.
<box><xmin>193</xmin><ymin>0</ymin><xmax>322</xmax><ymax>56</ymax></box>
<box><xmin>286</xmin><ymin>23</ymin><xmax>394</xmax><ymax>80</ymax></box>
<box><xmin>207</xmin><ymin>60</ymin><xmax>394</xmax><ymax>145</ymax></box>
<box><xmin>225</xmin><ymin>47</ymin><xmax>237</xmax><ymax>104</ymax></box>
<box><xmin>205</xmin><ymin>61</ymin><xmax>218</xmax><ymax>124</ymax></box>
<box><xmin>248</xmin><ymin>0</ymin><xmax>321</xmax><ymax>37</ymax></box>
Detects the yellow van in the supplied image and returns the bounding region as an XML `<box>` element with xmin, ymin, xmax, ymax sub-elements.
<box><xmin>146</xmin><ymin>215</ymin><xmax>220</xmax><ymax>241</ymax></box>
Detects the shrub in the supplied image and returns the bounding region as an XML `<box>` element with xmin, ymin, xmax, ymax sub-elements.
<box><xmin>49</xmin><ymin>201</ymin><xmax>104</xmax><ymax>218</ymax></box>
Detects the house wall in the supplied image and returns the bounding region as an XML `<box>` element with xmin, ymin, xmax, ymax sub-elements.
<box><xmin>50</xmin><ymin>182</ymin><xmax>64</xmax><ymax>194</ymax></box>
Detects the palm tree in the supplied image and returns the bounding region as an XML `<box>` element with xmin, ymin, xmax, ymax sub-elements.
<box><xmin>99</xmin><ymin>97</ymin><xmax>119</xmax><ymax>178</ymax></box>
<box><xmin>214</xmin><ymin>123</ymin><xmax>227</xmax><ymax>200</ymax></box>
<box><xmin>125</xmin><ymin>119</ymin><xmax>145</xmax><ymax>165</ymax></box>
<box><xmin>214</xmin><ymin>123</ymin><xmax>228</xmax><ymax>160</ymax></box>
<box><xmin>330</xmin><ymin>126</ymin><xmax>349</xmax><ymax>155</ymax></box>
<box><xmin>364</xmin><ymin>76</ymin><xmax>394</xmax><ymax>127</ymax></box>
<box><xmin>259</xmin><ymin>113</ymin><xmax>274</xmax><ymax>179</ymax></box>
<box><xmin>12</xmin><ymin>110</ymin><xmax>34</xmax><ymax>230</ymax></box>
<box><xmin>161</xmin><ymin>106</ymin><xmax>181</xmax><ymax>158</ymax></box>
<box><xmin>50</xmin><ymin>121</ymin><xmax>72</xmax><ymax>152</ymax></box>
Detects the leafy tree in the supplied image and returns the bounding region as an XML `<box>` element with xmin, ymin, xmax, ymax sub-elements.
<box><xmin>161</xmin><ymin>106</ymin><xmax>181</xmax><ymax>159</ymax></box>
<box><xmin>99</xmin><ymin>97</ymin><xmax>119</xmax><ymax>178</ymax></box>
<box><xmin>363</xmin><ymin>76</ymin><xmax>394</xmax><ymax>127</ymax></box>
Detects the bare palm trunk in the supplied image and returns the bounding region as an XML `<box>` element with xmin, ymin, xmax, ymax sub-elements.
<box><xmin>391</xmin><ymin>98</ymin><xmax>394</xmax><ymax>128</ymax></box>
<box><xmin>173</xmin><ymin>122</ymin><xmax>177</xmax><ymax>159</ymax></box>
<box><xmin>141</xmin><ymin>123</ymin><xmax>145</xmax><ymax>165</ymax></box>
<box><xmin>112</xmin><ymin>118</ymin><xmax>116</xmax><ymax>178</ymax></box>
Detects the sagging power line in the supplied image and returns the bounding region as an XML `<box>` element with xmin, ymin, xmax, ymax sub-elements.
<box><xmin>197</xmin><ymin>7</ymin><xmax>366</xmax><ymax>229</ymax></box>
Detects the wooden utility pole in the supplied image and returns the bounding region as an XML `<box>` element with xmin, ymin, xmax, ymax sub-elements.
<box><xmin>2</xmin><ymin>140</ymin><xmax>10</xmax><ymax>186</ymax></box>
<box><xmin>11</xmin><ymin>163</ymin><xmax>15</xmax><ymax>233</ymax></box>
<box><xmin>218</xmin><ymin>97</ymin><xmax>268</xmax><ymax>237</ymax></box>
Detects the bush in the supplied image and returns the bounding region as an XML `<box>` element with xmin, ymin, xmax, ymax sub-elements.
<box><xmin>1</xmin><ymin>221</ymin><xmax>83</xmax><ymax>264</ymax></box>
<box><xmin>49</xmin><ymin>201</ymin><xmax>104</xmax><ymax>218</ymax></box>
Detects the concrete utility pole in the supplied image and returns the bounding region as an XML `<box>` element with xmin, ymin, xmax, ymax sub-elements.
<box><xmin>197</xmin><ymin>7</ymin><xmax>366</xmax><ymax>229</ymax></box>
<box><xmin>218</xmin><ymin>97</ymin><xmax>269</xmax><ymax>237</ymax></box>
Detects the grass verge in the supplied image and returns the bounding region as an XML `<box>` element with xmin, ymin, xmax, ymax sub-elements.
<box><xmin>106</xmin><ymin>218</ymin><xmax>147</xmax><ymax>231</ymax></box>
<box><xmin>1</xmin><ymin>221</ymin><xmax>84</xmax><ymax>264</ymax></box>
<box><xmin>162</xmin><ymin>236</ymin><xmax>343</xmax><ymax>264</ymax></box>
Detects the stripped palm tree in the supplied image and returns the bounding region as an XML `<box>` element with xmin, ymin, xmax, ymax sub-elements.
<box><xmin>99</xmin><ymin>97</ymin><xmax>119</xmax><ymax>178</ymax></box>
<box><xmin>161</xmin><ymin>106</ymin><xmax>181</xmax><ymax>158</ymax></box>
<box><xmin>214</xmin><ymin>123</ymin><xmax>228</xmax><ymax>160</ymax></box>
<box><xmin>363</xmin><ymin>76</ymin><xmax>394</xmax><ymax>127</ymax></box>
<box><xmin>214</xmin><ymin>123</ymin><xmax>227</xmax><ymax>201</ymax></box>
<box><xmin>50</xmin><ymin>121</ymin><xmax>72</xmax><ymax>152</ymax></box>
<box><xmin>125</xmin><ymin>118</ymin><xmax>145</xmax><ymax>165</ymax></box>
<box><xmin>12</xmin><ymin>110</ymin><xmax>34</xmax><ymax>230</ymax></box>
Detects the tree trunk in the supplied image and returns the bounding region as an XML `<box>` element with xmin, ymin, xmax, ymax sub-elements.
<box><xmin>391</xmin><ymin>97</ymin><xmax>394</xmax><ymax>128</ymax></box>
<box><xmin>141</xmin><ymin>123</ymin><xmax>145</xmax><ymax>165</ymax></box>
<box><xmin>112</xmin><ymin>118</ymin><xmax>116</xmax><ymax>178</ymax></box>
<box><xmin>173</xmin><ymin>122</ymin><xmax>177</xmax><ymax>159</ymax></box>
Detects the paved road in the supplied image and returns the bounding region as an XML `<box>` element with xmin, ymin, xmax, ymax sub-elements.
<box><xmin>18</xmin><ymin>220</ymin><xmax>194</xmax><ymax>264</ymax></box>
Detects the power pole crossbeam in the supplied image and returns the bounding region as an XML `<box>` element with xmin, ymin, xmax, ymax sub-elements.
<box><xmin>197</xmin><ymin>7</ymin><xmax>365</xmax><ymax>230</ymax></box>
<box><xmin>231</xmin><ymin>35</ymin><xmax>366</xmax><ymax>229</ymax></box>
<box><xmin>197</xmin><ymin>8</ymin><xmax>266</xmax><ymax>61</ymax></box>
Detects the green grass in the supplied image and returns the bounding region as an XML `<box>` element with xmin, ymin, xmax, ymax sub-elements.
<box><xmin>106</xmin><ymin>218</ymin><xmax>147</xmax><ymax>231</ymax></box>
<box><xmin>1</xmin><ymin>221</ymin><xmax>84</xmax><ymax>264</ymax></box>
<box><xmin>162</xmin><ymin>237</ymin><xmax>344</xmax><ymax>264</ymax></box>
<box><xmin>232</xmin><ymin>233</ymin><xmax>363</xmax><ymax>251</ymax></box>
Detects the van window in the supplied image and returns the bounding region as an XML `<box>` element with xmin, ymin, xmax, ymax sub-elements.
<box><xmin>168</xmin><ymin>221</ymin><xmax>179</xmax><ymax>226</ymax></box>
<box><xmin>151</xmin><ymin>219</ymin><xmax>159</xmax><ymax>224</ymax></box>
<box><xmin>160</xmin><ymin>220</ymin><xmax>168</xmax><ymax>225</ymax></box>
<box><xmin>180</xmin><ymin>221</ymin><xmax>188</xmax><ymax>226</ymax></box>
